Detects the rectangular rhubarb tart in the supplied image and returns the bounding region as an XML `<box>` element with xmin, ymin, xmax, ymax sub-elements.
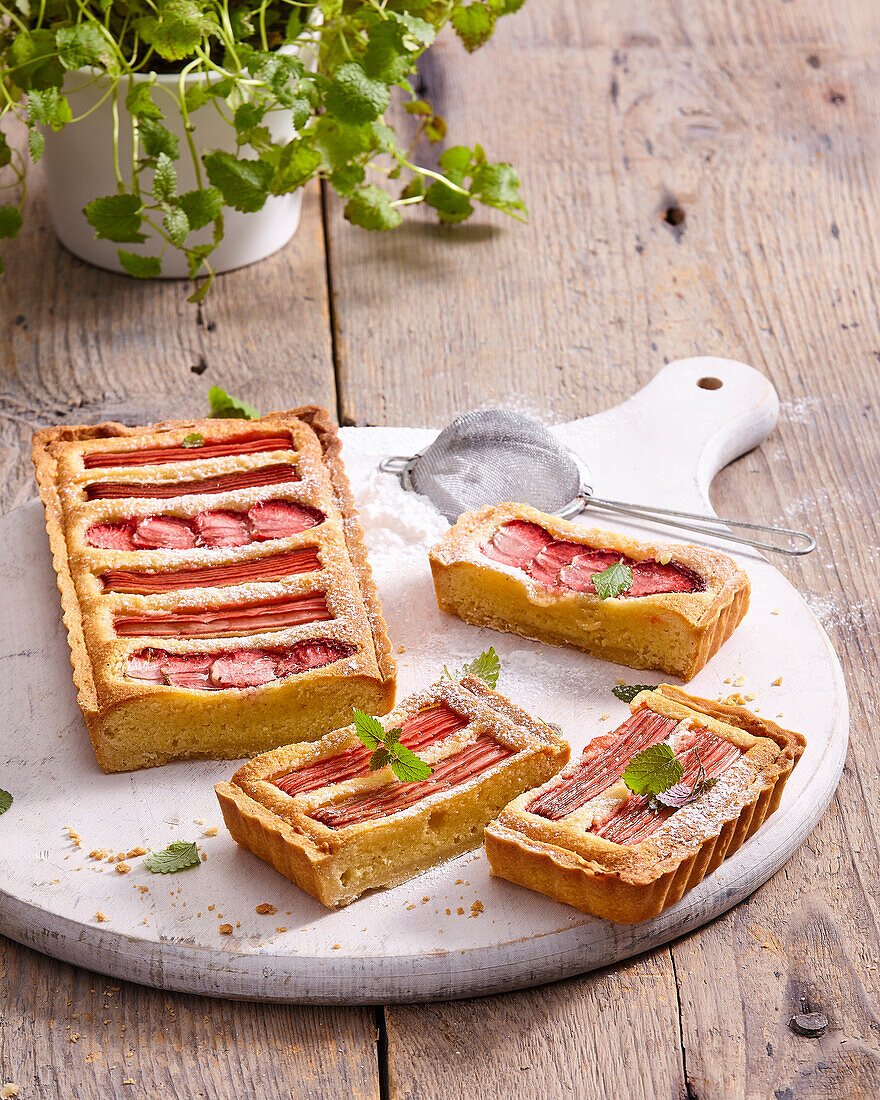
<box><xmin>214</xmin><ymin>676</ymin><xmax>570</xmax><ymax>907</ymax></box>
<box><xmin>484</xmin><ymin>686</ymin><xmax>805</xmax><ymax>923</ymax></box>
<box><xmin>32</xmin><ymin>406</ymin><xmax>396</xmax><ymax>772</ymax></box>
<box><xmin>429</xmin><ymin>503</ymin><xmax>750</xmax><ymax>680</ymax></box>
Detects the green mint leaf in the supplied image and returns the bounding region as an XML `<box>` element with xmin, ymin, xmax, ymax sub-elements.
<box><xmin>28</xmin><ymin>127</ymin><xmax>45</xmax><ymax>162</ymax></box>
<box><xmin>369</xmin><ymin>746</ymin><xmax>392</xmax><ymax>771</ymax></box>
<box><xmin>163</xmin><ymin>206</ymin><xmax>190</xmax><ymax>247</ymax></box>
<box><xmin>178</xmin><ymin>187</ymin><xmax>223</xmax><ymax>231</ymax></box>
<box><xmin>452</xmin><ymin>4</ymin><xmax>496</xmax><ymax>52</ymax></box>
<box><xmin>460</xmin><ymin>647</ymin><xmax>501</xmax><ymax>688</ymax></box>
<box><xmin>270</xmin><ymin>141</ymin><xmax>322</xmax><ymax>194</ymax></box>
<box><xmin>389</xmin><ymin>12</ymin><xmax>437</xmax><ymax>47</ymax></box>
<box><xmin>329</xmin><ymin>164</ymin><xmax>366</xmax><ymax>197</ymax></box>
<box><xmin>612</xmin><ymin>684</ymin><xmax>658</xmax><ymax>704</ymax></box>
<box><xmin>344</xmin><ymin>186</ymin><xmax>402</xmax><ymax>231</ymax></box>
<box><xmin>363</xmin><ymin>24</ymin><xmax>416</xmax><ymax>85</ymax></box>
<box><xmin>390</xmin><ymin>743</ymin><xmax>433</xmax><ymax>783</ymax></box>
<box><xmin>144</xmin><ymin>839</ymin><xmax>201</xmax><ymax>874</ymax></box>
<box><xmin>0</xmin><ymin>134</ymin><xmax>12</xmax><ymax>169</ymax></box>
<box><xmin>622</xmin><ymin>744</ymin><xmax>684</xmax><ymax>799</ymax></box>
<box><xmin>139</xmin><ymin>117</ymin><xmax>180</xmax><ymax>161</ymax></box>
<box><xmin>472</xmin><ymin>162</ymin><xmax>527</xmax><ymax>216</ymax></box>
<box><xmin>0</xmin><ymin>206</ymin><xmax>23</xmax><ymax>241</ymax></box>
<box><xmin>11</xmin><ymin>29</ymin><xmax>65</xmax><ymax>89</ymax></box>
<box><xmin>152</xmin><ymin>153</ymin><xmax>178</xmax><ymax>202</ymax></box>
<box><xmin>118</xmin><ymin>250</ymin><xmax>162</xmax><ymax>278</ymax></box>
<box><xmin>56</xmin><ymin>24</ymin><xmax>110</xmax><ymax>70</ymax></box>
<box><xmin>137</xmin><ymin>2</ymin><xmax>217</xmax><ymax>63</ymax></box>
<box><xmin>591</xmin><ymin>561</ymin><xmax>633</xmax><ymax>600</ymax></box>
<box><xmin>233</xmin><ymin>103</ymin><xmax>265</xmax><ymax>133</ymax></box>
<box><xmin>352</xmin><ymin>707</ymin><xmax>385</xmax><ymax>750</ymax></box>
<box><xmin>27</xmin><ymin>88</ymin><xmax>72</xmax><ymax>132</ymax></box>
<box><xmin>182</xmin><ymin>432</ymin><xmax>204</xmax><ymax>448</ymax></box>
<box><xmin>324</xmin><ymin>62</ymin><xmax>390</xmax><ymax>126</ymax></box>
<box><xmin>404</xmin><ymin>100</ymin><xmax>433</xmax><ymax>116</ymax></box>
<box><xmin>126</xmin><ymin>82</ymin><xmax>163</xmax><ymax>120</ymax></box>
<box><xmin>208</xmin><ymin>386</ymin><xmax>259</xmax><ymax>420</ymax></box>
<box><xmin>0</xmin><ymin>788</ymin><xmax>12</xmax><ymax>815</ymax></box>
<box><xmin>311</xmin><ymin>118</ymin><xmax>375</xmax><ymax>170</ymax></box>
<box><xmin>84</xmin><ymin>194</ymin><xmax>147</xmax><ymax>243</ymax></box>
<box><xmin>204</xmin><ymin>152</ymin><xmax>271</xmax><ymax>213</ymax></box>
<box><xmin>425</xmin><ymin>115</ymin><xmax>447</xmax><ymax>143</ymax></box>
<box><xmin>425</xmin><ymin>180</ymin><xmax>473</xmax><ymax>224</ymax></box>
<box><xmin>438</xmin><ymin>145</ymin><xmax>473</xmax><ymax>176</ymax></box>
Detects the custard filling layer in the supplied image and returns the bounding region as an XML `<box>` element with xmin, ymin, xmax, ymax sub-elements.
<box><xmin>481</xmin><ymin>520</ymin><xmax>704</xmax><ymax>597</ymax></box>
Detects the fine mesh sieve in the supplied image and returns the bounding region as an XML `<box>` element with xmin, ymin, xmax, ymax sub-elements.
<box><xmin>379</xmin><ymin>409</ymin><xmax>815</xmax><ymax>556</ymax></box>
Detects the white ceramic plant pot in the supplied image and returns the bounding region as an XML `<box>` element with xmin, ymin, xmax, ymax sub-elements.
<box><xmin>43</xmin><ymin>61</ymin><xmax>308</xmax><ymax>277</ymax></box>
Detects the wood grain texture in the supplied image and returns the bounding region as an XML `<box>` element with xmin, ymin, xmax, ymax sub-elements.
<box><xmin>3</xmin><ymin>0</ymin><xmax>880</xmax><ymax>1095</ymax></box>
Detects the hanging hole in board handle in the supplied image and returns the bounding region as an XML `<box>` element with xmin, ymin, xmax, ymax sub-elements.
<box><xmin>697</xmin><ymin>377</ymin><xmax>723</xmax><ymax>390</ymax></box>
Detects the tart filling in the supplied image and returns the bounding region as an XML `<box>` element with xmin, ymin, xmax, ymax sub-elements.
<box><xmin>274</xmin><ymin>704</ymin><xmax>466</xmax><ymax>796</ymax></box>
<box><xmin>83</xmin><ymin>433</ymin><xmax>294</xmax><ymax>468</ymax></box>
<box><xmin>86</xmin><ymin>463</ymin><xmax>298</xmax><ymax>500</ymax></box>
<box><xmin>114</xmin><ymin>592</ymin><xmax>332</xmax><ymax>638</ymax></box>
<box><xmin>101</xmin><ymin>547</ymin><xmax>321</xmax><ymax>593</ymax></box>
<box><xmin>86</xmin><ymin>500</ymin><xmax>323</xmax><ymax>550</ymax></box>
<box><xmin>127</xmin><ymin>638</ymin><xmax>355</xmax><ymax>690</ymax></box>
<box><xmin>482</xmin><ymin>520</ymin><xmax>704</xmax><ymax>597</ymax></box>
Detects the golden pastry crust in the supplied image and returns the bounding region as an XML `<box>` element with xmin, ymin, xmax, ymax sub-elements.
<box><xmin>484</xmin><ymin>686</ymin><xmax>805</xmax><ymax>923</ymax></box>
<box><xmin>215</xmin><ymin>676</ymin><xmax>570</xmax><ymax>907</ymax></box>
<box><xmin>429</xmin><ymin>502</ymin><xmax>750</xmax><ymax>680</ymax></box>
<box><xmin>32</xmin><ymin>408</ymin><xmax>396</xmax><ymax>772</ymax></box>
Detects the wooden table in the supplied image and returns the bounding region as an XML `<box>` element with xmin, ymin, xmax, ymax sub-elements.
<box><xmin>2</xmin><ymin>2</ymin><xmax>879</xmax><ymax>1096</ymax></box>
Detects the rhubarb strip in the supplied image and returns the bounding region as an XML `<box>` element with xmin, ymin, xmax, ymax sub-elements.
<box><xmin>310</xmin><ymin>734</ymin><xmax>514</xmax><ymax>829</ymax></box>
<box><xmin>595</xmin><ymin>730</ymin><xmax>742</xmax><ymax>845</ymax></box>
<box><xmin>84</xmin><ymin>434</ymin><xmax>294</xmax><ymax>468</ymax></box>
<box><xmin>274</xmin><ymin>704</ymin><xmax>468</xmax><ymax>796</ymax></box>
<box><xmin>101</xmin><ymin>547</ymin><xmax>321</xmax><ymax>594</ymax></box>
<box><xmin>126</xmin><ymin>638</ymin><xmax>355</xmax><ymax>690</ymax></box>
<box><xmin>86</xmin><ymin>464</ymin><xmax>298</xmax><ymax>500</ymax></box>
<box><xmin>481</xmin><ymin>520</ymin><xmax>705</xmax><ymax>597</ymax></box>
<box><xmin>528</xmin><ymin>710</ymin><xmax>680</xmax><ymax>820</ymax></box>
<box><xmin>86</xmin><ymin>499</ymin><xmax>324</xmax><ymax>551</ymax></box>
<box><xmin>115</xmin><ymin>593</ymin><xmax>331</xmax><ymax>638</ymax></box>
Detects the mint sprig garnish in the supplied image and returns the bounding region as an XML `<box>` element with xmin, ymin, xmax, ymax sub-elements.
<box><xmin>352</xmin><ymin>709</ymin><xmax>432</xmax><ymax>784</ymax></box>
<box><xmin>592</xmin><ymin>561</ymin><xmax>634</xmax><ymax>599</ymax></box>
<box><xmin>0</xmin><ymin>788</ymin><xmax>12</xmax><ymax>815</ymax></box>
<box><xmin>182</xmin><ymin>432</ymin><xmax>204</xmax><ymax>447</ymax></box>
<box><xmin>443</xmin><ymin>647</ymin><xmax>501</xmax><ymax>688</ymax></box>
<box><xmin>622</xmin><ymin>744</ymin><xmax>683</xmax><ymax>799</ymax></box>
<box><xmin>208</xmin><ymin>386</ymin><xmax>259</xmax><ymax>420</ymax></box>
<box><xmin>144</xmin><ymin>840</ymin><xmax>201</xmax><ymax>874</ymax></box>
<box><xmin>612</xmin><ymin>684</ymin><xmax>658</xmax><ymax>704</ymax></box>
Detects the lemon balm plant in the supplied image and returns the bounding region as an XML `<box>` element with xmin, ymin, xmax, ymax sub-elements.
<box><xmin>0</xmin><ymin>1</ymin><xmax>527</xmax><ymax>297</ymax></box>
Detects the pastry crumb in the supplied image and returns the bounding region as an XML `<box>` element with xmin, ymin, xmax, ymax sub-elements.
<box><xmin>66</xmin><ymin>827</ymin><xmax>82</xmax><ymax>848</ymax></box>
<box><xmin>615</xmin><ymin>677</ymin><xmax>626</xmax><ymax>685</ymax></box>
<box><xmin>275</xmin><ymin>927</ymin><xmax>288</xmax><ymax>933</ymax></box>
<box><xmin>123</xmin><ymin>1081</ymin><xmax>135</xmax><ymax>1086</ymax></box>
<box><xmin>734</xmin><ymin>674</ymin><xmax>746</xmax><ymax>687</ymax></box>
<box><xmin>457</xmin><ymin>907</ymin><xmax>465</xmax><ymax>915</ymax></box>
<box><xmin>397</xmin><ymin>645</ymin><xmax>406</xmax><ymax>654</ymax></box>
<box><xmin>89</xmin><ymin>848</ymin><xmax>109</xmax><ymax>861</ymax></box>
<box><xmin>200</xmin><ymin>853</ymin><xmax>207</xmax><ymax>861</ymax></box>
<box><xmin>69</xmin><ymin>1033</ymin><xmax>80</xmax><ymax>1043</ymax></box>
<box><xmin>332</xmin><ymin>943</ymin><xmax>341</xmax><ymax>950</ymax></box>
<box><xmin>469</xmin><ymin>900</ymin><xmax>484</xmax><ymax>917</ymax></box>
<box><xmin>599</xmin><ymin>713</ymin><xmax>610</xmax><ymax>721</ymax></box>
<box><xmin>115</xmin><ymin>863</ymin><xmax>131</xmax><ymax>875</ymax></box>
<box><xmin>255</xmin><ymin>903</ymin><xmax>277</xmax><ymax>915</ymax></box>
<box><xmin>724</xmin><ymin>677</ymin><xmax>732</xmax><ymax>684</ymax></box>
<box><xmin>127</xmin><ymin>847</ymin><xmax>147</xmax><ymax>858</ymax></box>
<box><xmin>95</xmin><ymin>911</ymin><xmax>109</xmax><ymax>922</ymax></box>
<box><xmin>772</xmin><ymin>676</ymin><xmax>783</xmax><ymax>687</ymax></box>
<box><xmin>2</xmin><ymin>1084</ymin><xmax>20</xmax><ymax>1098</ymax></box>
<box><xmin>771</xmin><ymin>607</ymin><xmax>780</xmax><ymax>615</ymax></box>
<box><xmin>218</xmin><ymin>924</ymin><xmax>233</xmax><ymax>935</ymax></box>
<box><xmin>202</xmin><ymin>826</ymin><xmax>219</xmax><ymax>837</ymax></box>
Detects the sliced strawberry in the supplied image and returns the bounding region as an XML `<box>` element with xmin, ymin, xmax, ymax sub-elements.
<box><xmin>481</xmin><ymin>520</ymin><xmax>554</xmax><ymax>568</ymax></box>
<box><xmin>210</xmin><ymin>650</ymin><xmax>278</xmax><ymax>689</ymax></box>
<box><xmin>132</xmin><ymin>515</ymin><xmax>198</xmax><ymax>550</ymax></box>
<box><xmin>526</xmin><ymin>540</ymin><xmax>586</xmax><ymax>587</ymax></box>
<box><xmin>86</xmin><ymin>521</ymin><xmax>137</xmax><ymax>551</ymax></box>
<box><xmin>161</xmin><ymin>653</ymin><xmax>215</xmax><ymax>690</ymax></box>
<box><xmin>249</xmin><ymin>500</ymin><xmax>324</xmax><ymax>540</ymax></box>
<box><xmin>126</xmin><ymin>649</ymin><xmax>166</xmax><ymax>683</ymax></box>
<box><xmin>194</xmin><ymin>510</ymin><xmax>251</xmax><ymax>548</ymax></box>
<box><xmin>558</xmin><ymin>550</ymin><xmax>622</xmax><ymax>593</ymax></box>
<box><xmin>629</xmin><ymin>560</ymin><xmax>703</xmax><ymax>596</ymax></box>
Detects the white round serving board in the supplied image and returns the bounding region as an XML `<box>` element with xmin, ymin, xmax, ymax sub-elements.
<box><xmin>0</xmin><ymin>357</ymin><xmax>848</xmax><ymax>1003</ymax></box>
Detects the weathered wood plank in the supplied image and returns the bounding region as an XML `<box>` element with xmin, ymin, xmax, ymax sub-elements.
<box><xmin>0</xmin><ymin>937</ymin><xmax>380</xmax><ymax>1100</ymax></box>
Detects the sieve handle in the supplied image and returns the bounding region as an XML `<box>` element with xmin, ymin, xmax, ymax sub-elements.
<box><xmin>582</xmin><ymin>494</ymin><xmax>816</xmax><ymax>556</ymax></box>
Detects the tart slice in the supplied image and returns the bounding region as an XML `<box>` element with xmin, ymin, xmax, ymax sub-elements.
<box><xmin>484</xmin><ymin>686</ymin><xmax>805</xmax><ymax>923</ymax></box>
<box><xmin>32</xmin><ymin>407</ymin><xmax>396</xmax><ymax>772</ymax></box>
<box><xmin>429</xmin><ymin>503</ymin><xmax>750</xmax><ymax>680</ymax></box>
<box><xmin>214</xmin><ymin>676</ymin><xmax>570</xmax><ymax>908</ymax></box>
